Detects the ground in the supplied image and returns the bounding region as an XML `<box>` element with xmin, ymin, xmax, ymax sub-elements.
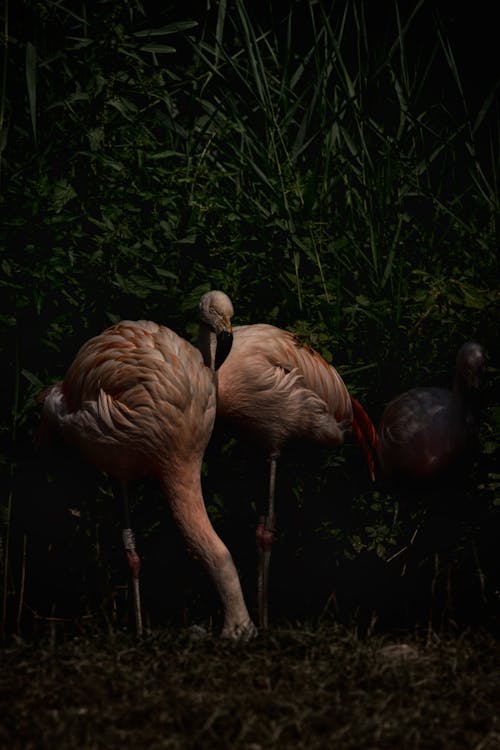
<box><xmin>1</xmin><ymin>623</ymin><xmax>499</xmax><ymax>749</ymax></box>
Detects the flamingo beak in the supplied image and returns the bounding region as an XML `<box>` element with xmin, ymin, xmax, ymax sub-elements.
<box><xmin>215</xmin><ymin>330</ymin><xmax>233</xmax><ymax>370</ymax></box>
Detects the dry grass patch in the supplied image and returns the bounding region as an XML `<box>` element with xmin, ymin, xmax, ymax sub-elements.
<box><xmin>1</xmin><ymin>624</ymin><xmax>499</xmax><ymax>749</ymax></box>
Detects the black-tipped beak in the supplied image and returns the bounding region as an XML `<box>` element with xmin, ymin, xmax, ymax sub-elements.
<box><xmin>215</xmin><ymin>330</ymin><xmax>233</xmax><ymax>370</ymax></box>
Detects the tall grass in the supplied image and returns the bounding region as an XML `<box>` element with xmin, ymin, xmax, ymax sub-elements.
<box><xmin>175</xmin><ymin>0</ymin><xmax>499</xmax><ymax>390</ymax></box>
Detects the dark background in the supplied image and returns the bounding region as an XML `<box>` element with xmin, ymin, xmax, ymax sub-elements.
<box><xmin>1</xmin><ymin>0</ymin><xmax>499</xmax><ymax>638</ymax></box>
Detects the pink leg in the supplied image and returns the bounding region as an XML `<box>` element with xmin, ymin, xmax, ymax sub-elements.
<box><xmin>121</xmin><ymin>484</ymin><xmax>143</xmax><ymax>638</ymax></box>
<box><xmin>256</xmin><ymin>455</ymin><xmax>277</xmax><ymax>629</ymax></box>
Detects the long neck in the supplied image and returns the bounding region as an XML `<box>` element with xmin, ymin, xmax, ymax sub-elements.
<box><xmin>452</xmin><ymin>372</ymin><xmax>481</xmax><ymax>435</ymax></box>
<box><xmin>160</xmin><ymin>460</ymin><xmax>210</xmax><ymax>553</ymax></box>
<box><xmin>197</xmin><ymin>323</ymin><xmax>216</xmax><ymax>370</ymax></box>
<box><xmin>159</xmin><ymin>463</ymin><xmax>252</xmax><ymax>636</ymax></box>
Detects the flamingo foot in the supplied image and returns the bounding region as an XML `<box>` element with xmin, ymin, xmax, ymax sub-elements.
<box><xmin>221</xmin><ymin>618</ymin><xmax>258</xmax><ymax>641</ymax></box>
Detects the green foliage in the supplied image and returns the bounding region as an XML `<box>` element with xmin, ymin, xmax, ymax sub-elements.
<box><xmin>1</xmin><ymin>0</ymin><xmax>499</xmax><ymax>634</ymax></box>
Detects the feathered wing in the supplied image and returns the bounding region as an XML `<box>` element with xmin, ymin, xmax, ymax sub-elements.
<box><xmin>219</xmin><ymin>324</ymin><xmax>381</xmax><ymax>474</ymax></box>
<box><xmin>350</xmin><ymin>397</ymin><xmax>378</xmax><ymax>481</ymax></box>
<box><xmin>217</xmin><ymin>324</ymin><xmax>378</xmax><ymax>478</ymax></box>
<box><xmin>42</xmin><ymin>321</ymin><xmax>216</xmax><ymax>481</ymax></box>
<box><xmin>290</xmin><ymin>338</ymin><xmax>378</xmax><ymax>479</ymax></box>
<box><xmin>378</xmin><ymin>387</ymin><xmax>457</xmax><ymax>478</ymax></box>
<box><xmin>286</xmin><ymin>336</ymin><xmax>378</xmax><ymax>480</ymax></box>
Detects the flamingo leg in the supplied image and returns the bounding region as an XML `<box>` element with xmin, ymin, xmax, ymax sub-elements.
<box><xmin>256</xmin><ymin>455</ymin><xmax>277</xmax><ymax>629</ymax></box>
<box><xmin>121</xmin><ymin>483</ymin><xmax>143</xmax><ymax>638</ymax></box>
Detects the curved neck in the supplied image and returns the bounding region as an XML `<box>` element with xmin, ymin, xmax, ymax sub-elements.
<box><xmin>197</xmin><ymin>323</ymin><xmax>216</xmax><ymax>370</ymax></box>
<box><xmin>452</xmin><ymin>372</ymin><xmax>481</xmax><ymax>427</ymax></box>
<box><xmin>159</xmin><ymin>464</ymin><xmax>253</xmax><ymax>636</ymax></box>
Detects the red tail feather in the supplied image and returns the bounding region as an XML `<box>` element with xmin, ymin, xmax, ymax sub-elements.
<box><xmin>350</xmin><ymin>396</ymin><xmax>379</xmax><ymax>481</ymax></box>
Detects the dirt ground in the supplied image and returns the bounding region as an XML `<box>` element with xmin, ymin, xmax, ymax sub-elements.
<box><xmin>1</xmin><ymin>623</ymin><xmax>499</xmax><ymax>750</ymax></box>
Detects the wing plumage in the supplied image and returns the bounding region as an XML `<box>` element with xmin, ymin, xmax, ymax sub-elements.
<box><xmin>351</xmin><ymin>396</ymin><xmax>379</xmax><ymax>481</ymax></box>
<box><xmin>377</xmin><ymin>342</ymin><xmax>485</xmax><ymax>482</ymax></box>
<box><xmin>42</xmin><ymin>320</ymin><xmax>216</xmax><ymax>480</ymax></box>
<box><xmin>217</xmin><ymin>324</ymin><xmax>376</xmax><ymax>472</ymax></box>
<box><xmin>377</xmin><ymin>387</ymin><xmax>458</xmax><ymax>479</ymax></box>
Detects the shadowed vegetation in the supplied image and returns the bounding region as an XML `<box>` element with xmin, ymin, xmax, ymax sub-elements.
<box><xmin>0</xmin><ymin>0</ymin><xmax>499</xmax><ymax>641</ymax></box>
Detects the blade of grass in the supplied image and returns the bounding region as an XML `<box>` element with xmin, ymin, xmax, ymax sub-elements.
<box><xmin>215</xmin><ymin>0</ymin><xmax>227</xmax><ymax>67</ymax></box>
<box><xmin>26</xmin><ymin>41</ymin><xmax>37</xmax><ymax>144</ymax></box>
<box><xmin>0</xmin><ymin>0</ymin><xmax>8</xmax><ymax>188</ymax></box>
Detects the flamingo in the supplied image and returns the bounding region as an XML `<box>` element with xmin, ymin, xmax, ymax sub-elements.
<box><xmin>39</xmin><ymin>291</ymin><xmax>256</xmax><ymax>640</ymax></box>
<box><xmin>215</xmin><ymin>323</ymin><xmax>378</xmax><ymax>628</ymax></box>
<box><xmin>377</xmin><ymin>342</ymin><xmax>485</xmax><ymax>481</ymax></box>
<box><xmin>376</xmin><ymin>342</ymin><xmax>486</xmax><ymax>589</ymax></box>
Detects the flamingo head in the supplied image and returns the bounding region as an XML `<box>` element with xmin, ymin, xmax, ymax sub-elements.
<box><xmin>199</xmin><ymin>290</ymin><xmax>234</xmax><ymax>369</ymax></box>
<box><xmin>456</xmin><ymin>342</ymin><xmax>485</xmax><ymax>390</ymax></box>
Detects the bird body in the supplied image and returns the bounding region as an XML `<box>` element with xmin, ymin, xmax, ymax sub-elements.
<box><xmin>378</xmin><ymin>342</ymin><xmax>485</xmax><ymax>481</ymax></box>
<box><xmin>217</xmin><ymin>324</ymin><xmax>355</xmax><ymax>456</ymax></box>
<box><xmin>43</xmin><ymin>321</ymin><xmax>215</xmax><ymax>481</ymax></box>
<box><xmin>40</xmin><ymin>293</ymin><xmax>256</xmax><ymax>640</ymax></box>
<box><xmin>378</xmin><ymin>387</ymin><xmax>462</xmax><ymax>479</ymax></box>
<box><xmin>216</xmin><ymin>322</ymin><xmax>378</xmax><ymax>627</ymax></box>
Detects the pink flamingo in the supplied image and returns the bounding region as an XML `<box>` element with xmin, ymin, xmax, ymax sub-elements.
<box><xmin>216</xmin><ymin>323</ymin><xmax>378</xmax><ymax>627</ymax></box>
<box><xmin>377</xmin><ymin>342</ymin><xmax>485</xmax><ymax>481</ymax></box>
<box><xmin>40</xmin><ymin>291</ymin><xmax>256</xmax><ymax>640</ymax></box>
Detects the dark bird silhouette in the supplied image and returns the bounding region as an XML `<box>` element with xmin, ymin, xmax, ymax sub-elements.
<box><xmin>377</xmin><ymin>342</ymin><xmax>485</xmax><ymax>482</ymax></box>
<box><xmin>376</xmin><ymin>343</ymin><xmax>486</xmax><ymax>626</ymax></box>
<box><xmin>216</xmin><ymin>323</ymin><xmax>378</xmax><ymax>627</ymax></box>
<box><xmin>39</xmin><ymin>291</ymin><xmax>256</xmax><ymax>640</ymax></box>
